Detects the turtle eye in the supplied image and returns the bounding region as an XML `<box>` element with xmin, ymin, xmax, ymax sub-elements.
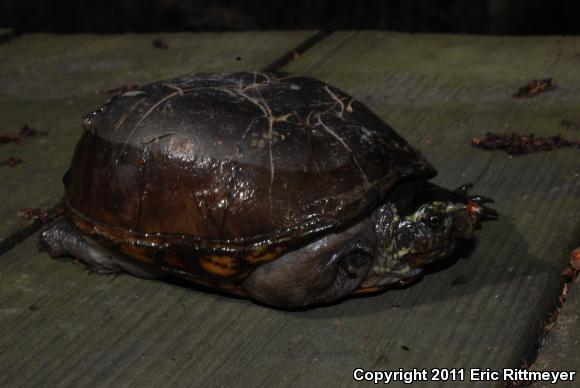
<box><xmin>428</xmin><ymin>215</ymin><xmax>442</xmax><ymax>228</ymax></box>
<box><xmin>423</xmin><ymin>210</ymin><xmax>445</xmax><ymax>231</ymax></box>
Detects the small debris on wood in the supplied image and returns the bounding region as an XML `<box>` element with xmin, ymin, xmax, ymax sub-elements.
<box><xmin>152</xmin><ymin>38</ymin><xmax>169</xmax><ymax>49</ymax></box>
<box><xmin>543</xmin><ymin>310</ymin><xmax>560</xmax><ymax>332</ymax></box>
<box><xmin>19</xmin><ymin>124</ymin><xmax>48</xmax><ymax>138</ymax></box>
<box><xmin>512</xmin><ymin>78</ymin><xmax>554</xmax><ymax>98</ymax></box>
<box><xmin>570</xmin><ymin>248</ymin><xmax>580</xmax><ymax>271</ymax></box>
<box><xmin>236</xmin><ymin>56</ymin><xmax>242</xmax><ymax>61</ymax></box>
<box><xmin>98</xmin><ymin>84</ymin><xmax>140</xmax><ymax>95</ymax></box>
<box><xmin>561</xmin><ymin>265</ymin><xmax>577</xmax><ymax>281</ymax></box>
<box><xmin>1</xmin><ymin>124</ymin><xmax>48</xmax><ymax>146</ymax></box>
<box><xmin>17</xmin><ymin>203</ymin><xmax>64</xmax><ymax>224</ymax></box>
<box><xmin>562</xmin><ymin>282</ymin><xmax>571</xmax><ymax>301</ymax></box>
<box><xmin>400</xmin><ymin>345</ymin><xmax>410</xmax><ymax>351</ymax></box>
<box><xmin>29</xmin><ymin>304</ymin><xmax>39</xmax><ymax>312</ymax></box>
<box><xmin>560</xmin><ymin>118</ymin><xmax>580</xmax><ymax>130</ymax></box>
<box><xmin>0</xmin><ymin>156</ymin><xmax>23</xmax><ymax>167</ymax></box>
<box><xmin>0</xmin><ymin>134</ymin><xmax>20</xmax><ymax>144</ymax></box>
<box><xmin>532</xmin><ymin>261</ymin><xmax>580</xmax><ymax>374</ymax></box>
<box><xmin>18</xmin><ymin>207</ymin><xmax>49</xmax><ymax>222</ymax></box>
<box><xmin>471</xmin><ymin>132</ymin><xmax>580</xmax><ymax>155</ymax></box>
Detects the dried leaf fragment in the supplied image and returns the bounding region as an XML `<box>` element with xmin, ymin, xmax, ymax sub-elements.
<box><xmin>1</xmin><ymin>124</ymin><xmax>48</xmax><ymax>146</ymax></box>
<box><xmin>0</xmin><ymin>156</ymin><xmax>23</xmax><ymax>167</ymax></box>
<box><xmin>19</xmin><ymin>124</ymin><xmax>48</xmax><ymax>137</ymax></box>
<box><xmin>571</xmin><ymin>248</ymin><xmax>580</xmax><ymax>271</ymax></box>
<box><xmin>513</xmin><ymin>78</ymin><xmax>554</xmax><ymax>98</ymax></box>
<box><xmin>17</xmin><ymin>204</ymin><xmax>64</xmax><ymax>224</ymax></box>
<box><xmin>471</xmin><ymin>132</ymin><xmax>580</xmax><ymax>155</ymax></box>
<box><xmin>0</xmin><ymin>134</ymin><xmax>20</xmax><ymax>144</ymax></box>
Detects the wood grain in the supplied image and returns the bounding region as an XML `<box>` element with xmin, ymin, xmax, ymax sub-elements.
<box><xmin>1</xmin><ymin>32</ymin><xmax>580</xmax><ymax>387</ymax></box>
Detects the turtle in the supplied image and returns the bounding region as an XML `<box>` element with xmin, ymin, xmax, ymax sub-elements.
<box><xmin>40</xmin><ymin>71</ymin><xmax>497</xmax><ymax>309</ymax></box>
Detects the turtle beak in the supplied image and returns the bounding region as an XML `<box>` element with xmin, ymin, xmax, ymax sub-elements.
<box><xmin>447</xmin><ymin>184</ymin><xmax>498</xmax><ymax>239</ymax></box>
<box><xmin>467</xmin><ymin>197</ymin><xmax>499</xmax><ymax>224</ymax></box>
<box><xmin>452</xmin><ymin>183</ymin><xmax>499</xmax><ymax>224</ymax></box>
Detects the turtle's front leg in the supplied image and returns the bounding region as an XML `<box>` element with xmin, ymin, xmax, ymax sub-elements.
<box><xmin>40</xmin><ymin>218</ymin><xmax>158</xmax><ymax>279</ymax></box>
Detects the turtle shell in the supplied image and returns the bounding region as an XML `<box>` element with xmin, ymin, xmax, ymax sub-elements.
<box><xmin>65</xmin><ymin>72</ymin><xmax>435</xmax><ymax>282</ymax></box>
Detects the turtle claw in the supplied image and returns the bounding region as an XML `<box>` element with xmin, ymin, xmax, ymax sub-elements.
<box><xmin>479</xmin><ymin>204</ymin><xmax>499</xmax><ymax>220</ymax></box>
<box><xmin>470</xmin><ymin>195</ymin><xmax>495</xmax><ymax>205</ymax></box>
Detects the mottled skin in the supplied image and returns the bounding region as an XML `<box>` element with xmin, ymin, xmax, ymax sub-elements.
<box><xmin>40</xmin><ymin>72</ymin><xmax>496</xmax><ymax>309</ymax></box>
<box><xmin>230</xmin><ymin>182</ymin><xmax>494</xmax><ymax>307</ymax></box>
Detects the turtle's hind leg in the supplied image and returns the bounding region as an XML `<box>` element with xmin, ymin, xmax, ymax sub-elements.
<box><xmin>40</xmin><ymin>218</ymin><xmax>158</xmax><ymax>279</ymax></box>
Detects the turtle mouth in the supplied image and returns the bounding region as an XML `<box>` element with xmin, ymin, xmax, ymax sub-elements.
<box><xmin>357</xmin><ymin>265</ymin><xmax>424</xmax><ymax>291</ymax></box>
<box><xmin>355</xmin><ymin>241</ymin><xmax>455</xmax><ymax>292</ymax></box>
<box><xmin>403</xmin><ymin>241</ymin><xmax>455</xmax><ymax>267</ymax></box>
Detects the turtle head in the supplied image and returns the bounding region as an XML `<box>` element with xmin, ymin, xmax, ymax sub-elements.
<box><xmin>365</xmin><ymin>183</ymin><xmax>497</xmax><ymax>287</ymax></box>
<box><xmin>391</xmin><ymin>201</ymin><xmax>461</xmax><ymax>266</ymax></box>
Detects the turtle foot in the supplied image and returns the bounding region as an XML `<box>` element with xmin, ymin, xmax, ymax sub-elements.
<box><xmin>40</xmin><ymin>218</ymin><xmax>158</xmax><ymax>279</ymax></box>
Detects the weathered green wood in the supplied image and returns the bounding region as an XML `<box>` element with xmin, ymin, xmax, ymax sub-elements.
<box><xmin>1</xmin><ymin>32</ymin><xmax>580</xmax><ymax>387</ymax></box>
<box><xmin>282</xmin><ymin>32</ymin><xmax>580</xmax><ymax>384</ymax></box>
<box><xmin>532</xmin><ymin>276</ymin><xmax>580</xmax><ymax>387</ymax></box>
<box><xmin>0</xmin><ymin>31</ymin><xmax>317</xmax><ymax>251</ymax></box>
<box><xmin>0</xmin><ymin>32</ymin><xmax>317</xmax><ymax>101</ymax></box>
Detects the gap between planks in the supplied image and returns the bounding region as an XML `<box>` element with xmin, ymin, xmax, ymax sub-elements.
<box><xmin>263</xmin><ymin>30</ymin><xmax>331</xmax><ymax>72</ymax></box>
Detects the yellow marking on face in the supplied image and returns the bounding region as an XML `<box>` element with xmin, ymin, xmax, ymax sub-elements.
<box><xmin>395</xmin><ymin>247</ymin><xmax>412</xmax><ymax>259</ymax></box>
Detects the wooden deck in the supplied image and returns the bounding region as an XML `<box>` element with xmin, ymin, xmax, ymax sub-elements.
<box><xmin>1</xmin><ymin>31</ymin><xmax>579</xmax><ymax>387</ymax></box>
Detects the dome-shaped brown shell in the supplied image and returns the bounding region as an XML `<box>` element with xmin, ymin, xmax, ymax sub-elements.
<box><xmin>65</xmin><ymin>72</ymin><xmax>436</xmax><ymax>255</ymax></box>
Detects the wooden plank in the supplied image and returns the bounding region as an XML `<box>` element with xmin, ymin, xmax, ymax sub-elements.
<box><xmin>0</xmin><ymin>32</ymin><xmax>317</xmax><ymax>101</ymax></box>
<box><xmin>0</xmin><ymin>31</ymin><xmax>317</xmax><ymax>251</ymax></box>
<box><xmin>532</xmin><ymin>275</ymin><xmax>580</xmax><ymax>387</ymax></box>
<box><xmin>1</xmin><ymin>32</ymin><xmax>580</xmax><ymax>387</ymax></box>
<box><xmin>284</xmin><ymin>32</ymin><xmax>580</xmax><ymax>379</ymax></box>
